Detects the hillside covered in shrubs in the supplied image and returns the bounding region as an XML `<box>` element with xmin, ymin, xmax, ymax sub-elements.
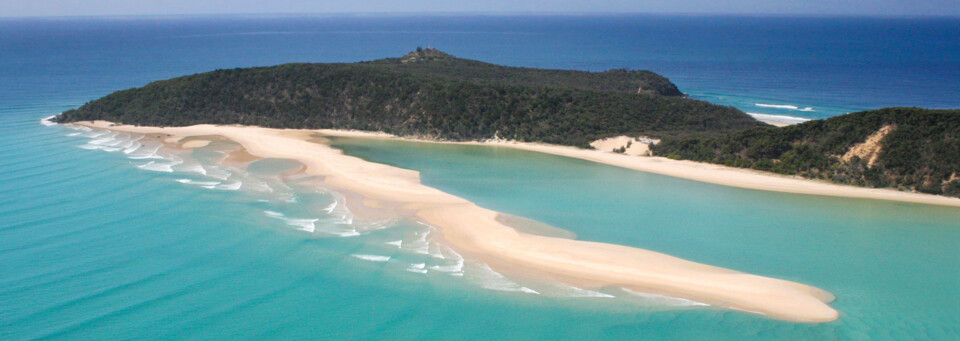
<box><xmin>56</xmin><ymin>49</ymin><xmax>765</xmax><ymax>147</ymax></box>
<box><xmin>653</xmin><ymin>108</ymin><xmax>960</xmax><ymax>196</ymax></box>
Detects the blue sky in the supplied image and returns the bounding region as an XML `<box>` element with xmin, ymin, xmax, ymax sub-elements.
<box><xmin>3</xmin><ymin>0</ymin><xmax>959</xmax><ymax>17</ymax></box>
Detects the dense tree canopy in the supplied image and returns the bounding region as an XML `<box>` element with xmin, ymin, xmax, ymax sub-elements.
<box><xmin>56</xmin><ymin>49</ymin><xmax>764</xmax><ymax>147</ymax></box>
<box><xmin>653</xmin><ymin>108</ymin><xmax>960</xmax><ymax>196</ymax></box>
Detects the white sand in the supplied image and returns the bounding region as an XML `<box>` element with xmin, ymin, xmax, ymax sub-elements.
<box><xmin>748</xmin><ymin>113</ymin><xmax>811</xmax><ymax>127</ymax></box>
<box><xmin>78</xmin><ymin>121</ymin><xmax>844</xmax><ymax>322</ymax></box>
<box><xmin>317</xmin><ymin>129</ymin><xmax>960</xmax><ymax>208</ymax></box>
<box><xmin>589</xmin><ymin>135</ymin><xmax>654</xmax><ymax>156</ymax></box>
<box><xmin>466</xmin><ymin>141</ymin><xmax>960</xmax><ymax>208</ymax></box>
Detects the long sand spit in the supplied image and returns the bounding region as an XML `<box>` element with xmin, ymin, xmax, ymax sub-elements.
<box><xmin>78</xmin><ymin>121</ymin><xmax>842</xmax><ymax>322</ymax></box>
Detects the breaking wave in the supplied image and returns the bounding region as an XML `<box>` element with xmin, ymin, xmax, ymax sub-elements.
<box><xmin>755</xmin><ymin>103</ymin><xmax>815</xmax><ymax>111</ymax></box>
<box><xmin>40</xmin><ymin>115</ymin><xmax>57</xmax><ymax>126</ymax></box>
<box><xmin>264</xmin><ymin>210</ymin><xmax>319</xmax><ymax>232</ymax></box>
<box><xmin>621</xmin><ymin>288</ymin><xmax>710</xmax><ymax>307</ymax></box>
<box><xmin>466</xmin><ymin>263</ymin><xmax>539</xmax><ymax>295</ymax></box>
<box><xmin>52</xmin><ymin>123</ymin><xmax>715</xmax><ymax>309</ymax></box>
<box><xmin>352</xmin><ymin>254</ymin><xmax>391</xmax><ymax>262</ymax></box>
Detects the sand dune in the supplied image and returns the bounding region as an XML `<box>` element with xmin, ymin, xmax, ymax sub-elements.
<box><xmin>77</xmin><ymin>121</ymin><xmax>840</xmax><ymax>322</ymax></box>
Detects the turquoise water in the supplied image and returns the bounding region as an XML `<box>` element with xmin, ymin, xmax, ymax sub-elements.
<box><xmin>2</xmin><ymin>14</ymin><xmax>960</xmax><ymax>340</ymax></box>
<box><xmin>330</xmin><ymin>138</ymin><xmax>960</xmax><ymax>338</ymax></box>
<box><xmin>5</xmin><ymin>120</ymin><xmax>957</xmax><ymax>340</ymax></box>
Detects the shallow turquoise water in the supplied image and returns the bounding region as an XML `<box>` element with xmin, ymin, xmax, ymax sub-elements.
<box><xmin>330</xmin><ymin>137</ymin><xmax>960</xmax><ymax>339</ymax></box>
<box><xmin>2</xmin><ymin>14</ymin><xmax>959</xmax><ymax>340</ymax></box>
<box><xmin>9</xmin><ymin>116</ymin><xmax>959</xmax><ymax>340</ymax></box>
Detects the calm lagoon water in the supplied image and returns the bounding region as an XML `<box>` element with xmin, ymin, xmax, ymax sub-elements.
<box><xmin>1</xmin><ymin>15</ymin><xmax>958</xmax><ymax>340</ymax></box>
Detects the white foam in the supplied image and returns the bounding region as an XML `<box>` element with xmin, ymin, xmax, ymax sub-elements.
<box><xmin>405</xmin><ymin>227</ymin><xmax>433</xmax><ymax>255</ymax></box>
<box><xmin>287</xmin><ymin>218</ymin><xmax>318</xmax><ymax>232</ymax></box>
<box><xmin>311</xmin><ymin>224</ymin><xmax>361</xmax><ymax>237</ymax></box>
<box><xmin>325</xmin><ymin>195</ymin><xmax>354</xmax><ymax>225</ymax></box>
<box><xmin>429</xmin><ymin>245</ymin><xmax>464</xmax><ymax>274</ymax></box>
<box><xmin>755</xmin><ymin>103</ymin><xmax>814</xmax><ymax>111</ymax></box>
<box><xmin>40</xmin><ymin>115</ymin><xmax>57</xmax><ymax>126</ymax></box>
<box><xmin>467</xmin><ymin>263</ymin><xmax>539</xmax><ymax>295</ymax></box>
<box><xmin>177</xmin><ymin>163</ymin><xmax>207</xmax><ymax>175</ymax></box>
<box><xmin>278</xmin><ymin>196</ymin><xmax>362</xmax><ymax>237</ymax></box>
<box><xmin>83</xmin><ymin>131</ymin><xmax>106</xmax><ymax>139</ymax></box>
<box><xmin>67</xmin><ymin>132</ymin><xmax>81</xmax><ymax>137</ymax></box>
<box><xmin>137</xmin><ymin>161</ymin><xmax>176</xmax><ymax>172</ymax></box>
<box><xmin>127</xmin><ymin>143</ymin><xmax>163</xmax><ymax>159</ymax></box>
<box><xmin>385</xmin><ymin>240</ymin><xmax>403</xmax><ymax>247</ymax></box>
<box><xmin>100</xmin><ymin>146</ymin><xmax>122</xmax><ymax>152</ymax></box>
<box><xmin>322</xmin><ymin>201</ymin><xmax>337</xmax><ymax>213</ymax></box>
<box><xmin>88</xmin><ymin>132</ymin><xmax>120</xmax><ymax>146</ymax></box>
<box><xmin>204</xmin><ymin>166</ymin><xmax>232</xmax><ymax>180</ymax></box>
<box><xmin>353</xmin><ymin>219</ymin><xmax>393</xmax><ymax>234</ymax></box>
<box><xmin>430</xmin><ymin>263</ymin><xmax>464</xmax><ymax>273</ymax></box>
<box><xmin>351</xmin><ymin>254</ymin><xmax>391</xmax><ymax>262</ymax></box>
<box><xmin>552</xmin><ymin>284</ymin><xmax>615</xmax><ymax>298</ymax></box>
<box><xmin>78</xmin><ymin>144</ymin><xmax>103</xmax><ymax>150</ymax></box>
<box><xmin>263</xmin><ymin>210</ymin><xmax>319</xmax><ymax>232</ymax></box>
<box><xmin>406</xmin><ymin>263</ymin><xmax>428</xmax><ymax>274</ymax></box>
<box><xmin>217</xmin><ymin>181</ymin><xmax>242</xmax><ymax>190</ymax></box>
<box><xmin>620</xmin><ymin>288</ymin><xmax>709</xmax><ymax>307</ymax></box>
<box><xmin>119</xmin><ymin>135</ymin><xmax>143</xmax><ymax>147</ymax></box>
<box><xmin>123</xmin><ymin>142</ymin><xmax>142</xmax><ymax>154</ymax></box>
<box><xmin>176</xmin><ymin>178</ymin><xmax>221</xmax><ymax>187</ymax></box>
<box><xmin>136</xmin><ymin>153</ymin><xmax>183</xmax><ymax>172</ymax></box>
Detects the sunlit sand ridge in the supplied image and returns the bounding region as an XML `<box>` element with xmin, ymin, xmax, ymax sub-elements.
<box><xmin>78</xmin><ymin>121</ymin><xmax>840</xmax><ymax>322</ymax></box>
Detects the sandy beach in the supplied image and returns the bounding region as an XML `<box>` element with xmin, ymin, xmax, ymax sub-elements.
<box><xmin>75</xmin><ymin>121</ymin><xmax>845</xmax><ymax>323</ymax></box>
<box><xmin>315</xmin><ymin>129</ymin><xmax>960</xmax><ymax>208</ymax></box>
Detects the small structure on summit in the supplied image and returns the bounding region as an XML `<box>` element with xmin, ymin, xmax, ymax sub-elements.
<box><xmin>401</xmin><ymin>47</ymin><xmax>453</xmax><ymax>63</ymax></box>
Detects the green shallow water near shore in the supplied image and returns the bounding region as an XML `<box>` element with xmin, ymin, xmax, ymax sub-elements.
<box><xmin>3</xmin><ymin>14</ymin><xmax>960</xmax><ymax>340</ymax></box>
<box><xmin>329</xmin><ymin>136</ymin><xmax>960</xmax><ymax>339</ymax></box>
<box><xmin>5</xmin><ymin>115</ymin><xmax>958</xmax><ymax>340</ymax></box>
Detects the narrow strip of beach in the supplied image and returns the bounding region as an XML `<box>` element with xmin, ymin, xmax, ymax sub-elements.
<box><xmin>77</xmin><ymin>121</ymin><xmax>841</xmax><ymax>323</ymax></box>
<box><xmin>319</xmin><ymin>130</ymin><xmax>960</xmax><ymax>208</ymax></box>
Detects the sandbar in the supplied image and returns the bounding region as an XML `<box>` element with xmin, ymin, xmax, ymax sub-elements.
<box><xmin>76</xmin><ymin>121</ymin><xmax>840</xmax><ymax>322</ymax></box>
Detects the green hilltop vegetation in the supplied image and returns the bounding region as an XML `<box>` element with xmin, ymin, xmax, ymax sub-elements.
<box><xmin>55</xmin><ymin>48</ymin><xmax>764</xmax><ymax>147</ymax></box>
<box><xmin>653</xmin><ymin>107</ymin><xmax>960</xmax><ymax>197</ymax></box>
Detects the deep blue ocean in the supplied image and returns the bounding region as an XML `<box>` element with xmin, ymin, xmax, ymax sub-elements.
<box><xmin>1</xmin><ymin>15</ymin><xmax>959</xmax><ymax>340</ymax></box>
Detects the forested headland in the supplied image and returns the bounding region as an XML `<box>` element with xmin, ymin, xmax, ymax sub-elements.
<box><xmin>55</xmin><ymin>49</ymin><xmax>765</xmax><ymax>147</ymax></box>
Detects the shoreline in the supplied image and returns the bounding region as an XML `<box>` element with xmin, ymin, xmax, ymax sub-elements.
<box><xmin>748</xmin><ymin>112</ymin><xmax>811</xmax><ymax>127</ymax></box>
<box><xmin>317</xmin><ymin>130</ymin><xmax>960</xmax><ymax>208</ymax></box>
<box><xmin>73</xmin><ymin>121</ymin><xmax>840</xmax><ymax>323</ymax></box>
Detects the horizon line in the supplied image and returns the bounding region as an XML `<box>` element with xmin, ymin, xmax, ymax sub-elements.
<box><xmin>2</xmin><ymin>11</ymin><xmax>959</xmax><ymax>20</ymax></box>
